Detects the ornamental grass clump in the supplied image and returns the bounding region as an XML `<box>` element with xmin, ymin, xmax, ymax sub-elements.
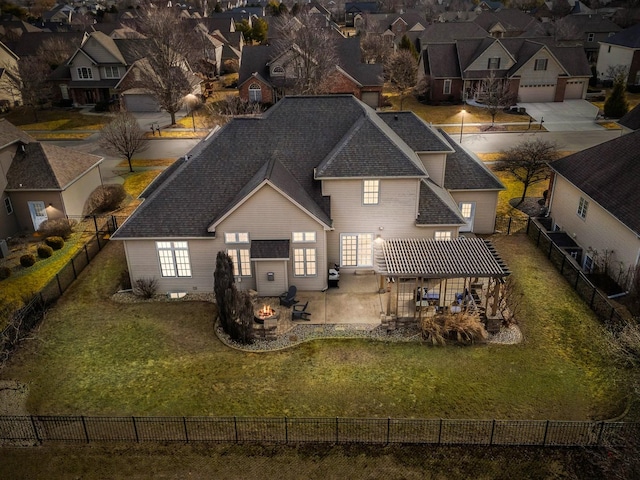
<box><xmin>421</xmin><ymin>311</ymin><xmax>487</xmax><ymax>346</ymax></box>
<box><xmin>45</xmin><ymin>236</ymin><xmax>65</xmax><ymax>250</ymax></box>
<box><xmin>0</xmin><ymin>266</ymin><xmax>10</xmax><ymax>280</ymax></box>
<box><xmin>20</xmin><ymin>254</ymin><xmax>36</xmax><ymax>268</ymax></box>
<box><xmin>133</xmin><ymin>277</ymin><xmax>158</xmax><ymax>299</ymax></box>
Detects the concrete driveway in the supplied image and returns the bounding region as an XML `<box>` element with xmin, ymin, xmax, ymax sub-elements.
<box><xmin>517</xmin><ymin>100</ymin><xmax>601</xmax><ymax>132</ymax></box>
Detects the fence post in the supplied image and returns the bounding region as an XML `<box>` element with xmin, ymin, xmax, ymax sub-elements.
<box><xmin>542</xmin><ymin>420</ymin><xmax>549</xmax><ymax>446</ymax></box>
<box><xmin>183</xmin><ymin>417</ymin><xmax>189</xmax><ymax>443</ymax></box>
<box><xmin>30</xmin><ymin>415</ymin><xmax>40</xmax><ymax>443</ymax></box>
<box><xmin>284</xmin><ymin>417</ymin><xmax>288</xmax><ymax>444</ymax></box>
<box><xmin>81</xmin><ymin>415</ymin><xmax>90</xmax><ymax>443</ymax></box>
<box><xmin>590</xmin><ymin>287</ymin><xmax>597</xmax><ymax>308</ymax></box>
<box><xmin>597</xmin><ymin>421</ymin><xmax>605</xmax><ymax>446</ymax></box>
<box><xmin>560</xmin><ymin>255</ymin><xmax>566</xmax><ymax>275</ymax></box>
<box><xmin>84</xmin><ymin>244</ymin><xmax>90</xmax><ymax>264</ymax></box>
<box><xmin>71</xmin><ymin>257</ymin><xmax>77</xmax><ymax>280</ymax></box>
<box><xmin>132</xmin><ymin>416</ymin><xmax>139</xmax><ymax>443</ymax></box>
<box><xmin>335</xmin><ymin>417</ymin><xmax>339</xmax><ymax>444</ymax></box>
<box><xmin>526</xmin><ymin>217</ymin><xmax>531</xmax><ymax>234</ymax></box>
<box><xmin>574</xmin><ymin>272</ymin><xmax>580</xmax><ymax>289</ymax></box>
<box><xmin>548</xmin><ymin>241</ymin><xmax>553</xmax><ymax>259</ymax></box>
<box><xmin>234</xmin><ymin>416</ymin><xmax>238</xmax><ymax>443</ymax></box>
<box><xmin>536</xmin><ymin>228</ymin><xmax>542</xmax><ymax>247</ymax></box>
<box><xmin>92</xmin><ymin>215</ymin><xmax>98</xmax><ymax>234</ymax></box>
<box><xmin>438</xmin><ymin>418</ymin><xmax>443</xmax><ymax>445</ymax></box>
<box><xmin>56</xmin><ymin>274</ymin><xmax>63</xmax><ymax>296</ymax></box>
<box><xmin>96</xmin><ymin>233</ymin><xmax>102</xmax><ymax>250</ymax></box>
<box><xmin>507</xmin><ymin>217</ymin><xmax>512</xmax><ymax>235</ymax></box>
<box><xmin>386</xmin><ymin>417</ymin><xmax>391</xmax><ymax>445</ymax></box>
<box><xmin>489</xmin><ymin>419</ymin><xmax>495</xmax><ymax>446</ymax></box>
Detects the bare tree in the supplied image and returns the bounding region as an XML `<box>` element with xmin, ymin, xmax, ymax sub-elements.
<box><xmin>36</xmin><ymin>36</ymin><xmax>76</xmax><ymax>69</ymax></box>
<box><xmin>0</xmin><ymin>57</ymin><xmax>53</xmax><ymax>121</ymax></box>
<box><xmin>494</xmin><ymin>138</ymin><xmax>560</xmax><ymax>205</ymax></box>
<box><xmin>99</xmin><ymin>111</ymin><xmax>149</xmax><ymax>173</ymax></box>
<box><xmin>476</xmin><ymin>72</ymin><xmax>517</xmax><ymax>126</ymax></box>
<box><xmin>386</xmin><ymin>50</ymin><xmax>417</xmax><ymax>110</ymax></box>
<box><xmin>274</xmin><ymin>11</ymin><xmax>339</xmax><ymax>95</ymax></box>
<box><xmin>360</xmin><ymin>33</ymin><xmax>390</xmax><ymax>64</ymax></box>
<box><xmin>132</xmin><ymin>6</ymin><xmax>195</xmax><ymax>125</ymax></box>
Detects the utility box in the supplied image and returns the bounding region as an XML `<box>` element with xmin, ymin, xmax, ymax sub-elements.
<box><xmin>0</xmin><ymin>239</ymin><xmax>8</xmax><ymax>258</ymax></box>
<box><xmin>267</xmin><ymin>272</ymin><xmax>275</xmax><ymax>281</ymax></box>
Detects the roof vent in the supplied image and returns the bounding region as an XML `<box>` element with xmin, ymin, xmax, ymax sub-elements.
<box><xmin>394</xmin><ymin>114</ymin><xmax>398</xmax><ymax>120</ymax></box>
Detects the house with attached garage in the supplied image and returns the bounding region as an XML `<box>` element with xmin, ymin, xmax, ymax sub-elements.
<box><xmin>546</xmin><ymin>129</ymin><xmax>640</xmax><ymax>290</ymax></box>
<box><xmin>111</xmin><ymin>95</ymin><xmax>505</xmax><ymax>298</ymax></box>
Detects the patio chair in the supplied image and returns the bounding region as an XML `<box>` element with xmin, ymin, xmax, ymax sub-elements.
<box><xmin>279</xmin><ymin>285</ymin><xmax>299</xmax><ymax>307</ymax></box>
<box><xmin>292</xmin><ymin>301</ymin><xmax>311</xmax><ymax>321</ymax></box>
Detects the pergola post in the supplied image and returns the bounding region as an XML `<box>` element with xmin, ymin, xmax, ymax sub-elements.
<box><xmin>491</xmin><ymin>280</ymin><xmax>501</xmax><ymax>316</ymax></box>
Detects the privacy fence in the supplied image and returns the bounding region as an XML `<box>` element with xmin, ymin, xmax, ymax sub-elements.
<box><xmin>1</xmin><ymin>416</ymin><xmax>638</xmax><ymax>447</ymax></box>
<box><xmin>1</xmin><ymin>215</ymin><xmax>127</xmax><ymax>363</ymax></box>
<box><xmin>525</xmin><ymin>217</ymin><xmax>629</xmax><ymax>328</ymax></box>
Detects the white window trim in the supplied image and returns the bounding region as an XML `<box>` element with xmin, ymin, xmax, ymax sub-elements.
<box><xmin>227</xmin><ymin>248</ymin><xmax>251</xmax><ymax>277</ymax></box>
<box><xmin>577</xmin><ymin>197</ymin><xmax>588</xmax><ymax>220</ymax></box>
<box><xmin>225</xmin><ymin>232</ymin><xmax>249</xmax><ymax>243</ymax></box>
<box><xmin>487</xmin><ymin>57</ymin><xmax>500</xmax><ymax>69</ymax></box>
<box><xmin>272</xmin><ymin>65</ymin><xmax>285</xmax><ymax>76</ymax></box>
<box><xmin>293</xmin><ymin>247</ymin><xmax>317</xmax><ymax>277</ymax></box>
<box><xmin>77</xmin><ymin>66</ymin><xmax>93</xmax><ymax>80</ymax></box>
<box><xmin>292</xmin><ymin>232</ymin><xmax>316</xmax><ymax>243</ymax></box>
<box><xmin>443</xmin><ymin>79</ymin><xmax>451</xmax><ymax>95</ymax></box>
<box><xmin>248</xmin><ymin>83</ymin><xmax>262</xmax><ymax>102</ymax></box>
<box><xmin>534</xmin><ymin>59</ymin><xmax>547</xmax><ymax>71</ymax></box>
<box><xmin>363</xmin><ymin>179</ymin><xmax>379</xmax><ymax>205</ymax></box>
<box><xmin>340</xmin><ymin>233</ymin><xmax>373</xmax><ymax>267</ymax></box>
<box><xmin>4</xmin><ymin>196</ymin><xmax>13</xmax><ymax>215</ymax></box>
<box><xmin>435</xmin><ymin>231</ymin><xmax>452</xmax><ymax>241</ymax></box>
<box><xmin>156</xmin><ymin>241</ymin><xmax>192</xmax><ymax>278</ymax></box>
<box><xmin>103</xmin><ymin>66</ymin><xmax>120</xmax><ymax>79</ymax></box>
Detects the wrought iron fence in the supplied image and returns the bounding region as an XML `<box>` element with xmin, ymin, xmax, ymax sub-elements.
<box><xmin>526</xmin><ymin>218</ymin><xmax>628</xmax><ymax>328</ymax></box>
<box><xmin>494</xmin><ymin>215</ymin><xmax>530</xmax><ymax>235</ymax></box>
<box><xmin>0</xmin><ymin>415</ymin><xmax>637</xmax><ymax>447</ymax></box>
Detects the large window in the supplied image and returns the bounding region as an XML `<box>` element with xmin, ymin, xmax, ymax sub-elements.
<box><xmin>292</xmin><ymin>232</ymin><xmax>316</xmax><ymax>242</ymax></box>
<box><xmin>248</xmin><ymin>83</ymin><xmax>262</xmax><ymax>102</ymax></box>
<box><xmin>104</xmin><ymin>66</ymin><xmax>120</xmax><ymax>78</ymax></box>
<box><xmin>294</xmin><ymin>248</ymin><xmax>317</xmax><ymax>276</ymax></box>
<box><xmin>225</xmin><ymin>232</ymin><xmax>249</xmax><ymax>243</ymax></box>
<box><xmin>534</xmin><ymin>59</ymin><xmax>548</xmax><ymax>71</ymax></box>
<box><xmin>443</xmin><ymin>79</ymin><xmax>452</xmax><ymax>95</ymax></box>
<box><xmin>487</xmin><ymin>57</ymin><xmax>501</xmax><ymax>69</ymax></box>
<box><xmin>341</xmin><ymin>234</ymin><xmax>373</xmax><ymax>267</ymax></box>
<box><xmin>363</xmin><ymin>179</ymin><xmax>379</xmax><ymax>205</ymax></box>
<box><xmin>227</xmin><ymin>248</ymin><xmax>251</xmax><ymax>276</ymax></box>
<box><xmin>577</xmin><ymin>197</ymin><xmax>589</xmax><ymax>219</ymax></box>
<box><xmin>435</xmin><ymin>231</ymin><xmax>452</xmax><ymax>241</ymax></box>
<box><xmin>77</xmin><ymin>67</ymin><xmax>93</xmax><ymax>79</ymax></box>
<box><xmin>4</xmin><ymin>197</ymin><xmax>13</xmax><ymax>215</ymax></box>
<box><xmin>156</xmin><ymin>241</ymin><xmax>192</xmax><ymax>277</ymax></box>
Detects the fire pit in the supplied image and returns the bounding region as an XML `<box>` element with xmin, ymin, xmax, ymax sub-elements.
<box><xmin>254</xmin><ymin>304</ymin><xmax>279</xmax><ymax>324</ymax></box>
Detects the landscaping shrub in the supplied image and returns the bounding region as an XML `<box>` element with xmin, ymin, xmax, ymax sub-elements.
<box><xmin>20</xmin><ymin>254</ymin><xmax>36</xmax><ymax>268</ymax></box>
<box><xmin>37</xmin><ymin>244</ymin><xmax>53</xmax><ymax>259</ymax></box>
<box><xmin>133</xmin><ymin>277</ymin><xmax>158</xmax><ymax>299</ymax></box>
<box><xmin>84</xmin><ymin>184</ymin><xmax>127</xmax><ymax>215</ymax></box>
<box><xmin>421</xmin><ymin>311</ymin><xmax>487</xmax><ymax>346</ymax></box>
<box><xmin>604</xmin><ymin>81</ymin><xmax>629</xmax><ymax>118</ymax></box>
<box><xmin>0</xmin><ymin>266</ymin><xmax>11</xmax><ymax>280</ymax></box>
<box><xmin>45</xmin><ymin>236</ymin><xmax>65</xmax><ymax>250</ymax></box>
<box><xmin>38</xmin><ymin>218</ymin><xmax>76</xmax><ymax>239</ymax></box>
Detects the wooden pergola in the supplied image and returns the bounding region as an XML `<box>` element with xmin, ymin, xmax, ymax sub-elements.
<box><xmin>375</xmin><ymin>237</ymin><xmax>511</xmax><ymax>319</ymax></box>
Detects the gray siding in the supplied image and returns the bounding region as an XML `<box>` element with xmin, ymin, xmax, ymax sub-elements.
<box><xmin>419</xmin><ymin>152</ymin><xmax>447</xmax><ymax>187</ymax></box>
<box><xmin>60</xmin><ymin>166</ymin><xmax>102</xmax><ymax>217</ymax></box>
<box><xmin>255</xmin><ymin>260</ymin><xmax>287</xmax><ymax>296</ymax></box>
<box><xmin>450</xmin><ymin>190</ymin><xmax>499</xmax><ymax>234</ymax></box>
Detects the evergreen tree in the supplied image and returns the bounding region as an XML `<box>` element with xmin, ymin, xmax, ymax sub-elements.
<box><xmin>214</xmin><ymin>251</ymin><xmax>235</xmax><ymax>331</ymax></box>
<box><xmin>399</xmin><ymin>34</ymin><xmax>418</xmax><ymax>60</ymax></box>
<box><xmin>604</xmin><ymin>81</ymin><xmax>629</xmax><ymax>118</ymax></box>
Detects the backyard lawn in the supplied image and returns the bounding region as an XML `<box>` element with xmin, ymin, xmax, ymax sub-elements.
<box><xmin>0</xmin><ymin>235</ymin><xmax>630</xmax><ymax>420</ymax></box>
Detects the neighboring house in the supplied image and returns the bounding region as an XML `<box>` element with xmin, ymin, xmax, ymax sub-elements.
<box><xmin>472</xmin><ymin>9</ymin><xmax>544</xmax><ymax>38</ymax></box>
<box><xmin>419</xmin><ymin>37</ymin><xmax>591</xmax><ymax>103</ymax></box>
<box><xmin>357</xmin><ymin>12</ymin><xmax>427</xmax><ymax>46</ymax></box>
<box><xmin>111</xmin><ymin>95</ymin><xmax>504</xmax><ymax>297</ymax></box>
<box><xmin>345</xmin><ymin>2</ymin><xmax>379</xmax><ymax>27</ymax></box>
<box><xmin>554</xmin><ymin>14</ymin><xmax>620</xmax><ymax>62</ymax></box>
<box><xmin>547</xmin><ymin>129</ymin><xmax>640</xmax><ymax>290</ymax></box>
<box><xmin>0</xmin><ymin>120</ymin><xmax>103</xmax><ymax>239</ymax></box>
<box><xmin>596</xmin><ymin>23</ymin><xmax>640</xmax><ymax>86</ymax></box>
<box><xmin>238</xmin><ymin>37</ymin><xmax>384</xmax><ymax>108</ymax></box>
<box><xmin>0</xmin><ymin>40</ymin><xmax>21</xmax><ymax>108</ymax></box>
<box><xmin>43</xmin><ymin>4</ymin><xmax>76</xmax><ymax>24</ymax></box>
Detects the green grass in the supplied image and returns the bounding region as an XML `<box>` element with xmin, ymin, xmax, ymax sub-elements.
<box><xmin>122</xmin><ymin>170</ymin><xmax>163</xmax><ymax>199</ymax></box>
<box><xmin>0</xmin><ymin>237</ymin><xmax>629</xmax><ymax>420</ymax></box>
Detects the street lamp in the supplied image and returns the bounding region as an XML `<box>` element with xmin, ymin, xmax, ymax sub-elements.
<box><xmin>460</xmin><ymin>109</ymin><xmax>466</xmax><ymax>142</ymax></box>
<box><xmin>185</xmin><ymin>94</ymin><xmax>197</xmax><ymax>132</ymax></box>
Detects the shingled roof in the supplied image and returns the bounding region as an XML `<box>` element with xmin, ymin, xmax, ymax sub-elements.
<box><xmin>5</xmin><ymin>143</ymin><xmax>102</xmax><ymax>190</ymax></box>
<box><xmin>0</xmin><ymin>119</ymin><xmax>34</xmax><ymax>149</ymax></box>
<box><xmin>549</xmin><ymin>130</ymin><xmax>640</xmax><ymax>236</ymax></box>
<box><xmin>600</xmin><ymin>23</ymin><xmax>640</xmax><ymax>48</ymax></box>
<box><xmin>618</xmin><ymin>104</ymin><xmax>640</xmax><ymax>131</ymax></box>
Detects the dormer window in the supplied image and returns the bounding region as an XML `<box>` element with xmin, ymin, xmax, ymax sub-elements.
<box><xmin>272</xmin><ymin>65</ymin><xmax>285</xmax><ymax>76</ymax></box>
<box><xmin>77</xmin><ymin>67</ymin><xmax>93</xmax><ymax>79</ymax></box>
<box><xmin>104</xmin><ymin>66</ymin><xmax>120</xmax><ymax>79</ymax></box>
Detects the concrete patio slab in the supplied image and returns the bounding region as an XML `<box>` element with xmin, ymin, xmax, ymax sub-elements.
<box><xmin>517</xmin><ymin>100</ymin><xmax>601</xmax><ymax>132</ymax></box>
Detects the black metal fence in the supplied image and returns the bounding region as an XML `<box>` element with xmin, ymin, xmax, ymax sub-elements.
<box><xmin>495</xmin><ymin>215</ymin><xmax>530</xmax><ymax>235</ymax></box>
<box><xmin>0</xmin><ymin>415</ymin><xmax>637</xmax><ymax>447</ymax></box>
<box><xmin>525</xmin><ymin>218</ymin><xmax>628</xmax><ymax>328</ymax></box>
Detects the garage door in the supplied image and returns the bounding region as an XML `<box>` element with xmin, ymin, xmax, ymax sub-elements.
<box><xmin>122</xmin><ymin>94</ymin><xmax>160</xmax><ymax>112</ymax></box>
<box><xmin>518</xmin><ymin>85</ymin><xmax>555</xmax><ymax>103</ymax></box>
<box><xmin>564</xmin><ymin>81</ymin><xmax>585</xmax><ymax>100</ymax></box>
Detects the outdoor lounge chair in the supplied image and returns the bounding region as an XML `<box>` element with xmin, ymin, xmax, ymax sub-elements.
<box><xmin>291</xmin><ymin>301</ymin><xmax>311</xmax><ymax>321</ymax></box>
<box><xmin>279</xmin><ymin>285</ymin><xmax>299</xmax><ymax>307</ymax></box>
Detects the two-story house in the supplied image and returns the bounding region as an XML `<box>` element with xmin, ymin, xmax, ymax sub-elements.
<box><xmin>547</xmin><ymin>129</ymin><xmax>640</xmax><ymax>290</ymax></box>
<box><xmin>596</xmin><ymin>23</ymin><xmax>640</xmax><ymax>87</ymax></box>
<box><xmin>420</xmin><ymin>37</ymin><xmax>591</xmax><ymax>103</ymax></box>
<box><xmin>554</xmin><ymin>14</ymin><xmax>620</xmax><ymax>63</ymax></box>
<box><xmin>111</xmin><ymin>95</ymin><xmax>505</xmax><ymax>297</ymax></box>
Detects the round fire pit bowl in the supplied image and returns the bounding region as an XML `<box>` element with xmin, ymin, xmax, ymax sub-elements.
<box><xmin>254</xmin><ymin>305</ymin><xmax>280</xmax><ymax>324</ymax></box>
